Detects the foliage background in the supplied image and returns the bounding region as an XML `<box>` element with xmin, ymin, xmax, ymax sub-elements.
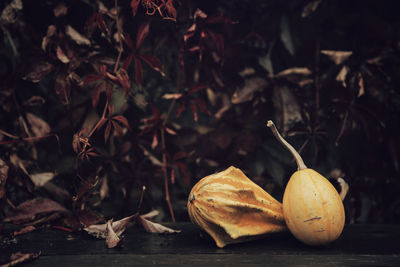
<box><xmin>1</xmin><ymin>0</ymin><xmax>400</xmax><ymax>228</ymax></box>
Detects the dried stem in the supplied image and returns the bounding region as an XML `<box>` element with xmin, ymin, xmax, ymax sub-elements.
<box><xmin>267</xmin><ymin>120</ymin><xmax>307</xmax><ymax>171</ymax></box>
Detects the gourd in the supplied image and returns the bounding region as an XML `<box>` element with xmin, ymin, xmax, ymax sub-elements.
<box><xmin>267</xmin><ymin>120</ymin><xmax>345</xmax><ymax>246</ymax></box>
<box><xmin>187</xmin><ymin>166</ymin><xmax>286</xmax><ymax>248</ymax></box>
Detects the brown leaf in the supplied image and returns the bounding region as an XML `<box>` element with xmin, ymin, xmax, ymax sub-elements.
<box><xmin>53</xmin><ymin>2</ymin><xmax>68</xmax><ymax>17</ymax></box>
<box><xmin>301</xmin><ymin>0</ymin><xmax>322</xmax><ymax>18</ymax></box>
<box><xmin>66</xmin><ymin>25</ymin><xmax>91</xmax><ymax>46</ymax></box>
<box><xmin>29</xmin><ymin>172</ymin><xmax>55</xmax><ymax>187</ymax></box>
<box><xmin>13</xmin><ymin>225</ymin><xmax>36</xmax><ymax>236</ymax></box>
<box><xmin>336</xmin><ymin>65</ymin><xmax>350</xmax><ymax>87</ymax></box>
<box><xmin>4</xmin><ymin>198</ymin><xmax>69</xmax><ymax>224</ymax></box>
<box><xmin>56</xmin><ymin>46</ymin><xmax>70</xmax><ymax>64</ymax></box>
<box><xmin>106</xmin><ymin>220</ymin><xmax>122</xmax><ymax>248</ymax></box>
<box><xmin>41</xmin><ymin>25</ymin><xmax>56</xmax><ymax>51</ymax></box>
<box><xmin>0</xmin><ymin>0</ymin><xmax>23</xmax><ymax>24</ymax></box>
<box><xmin>321</xmin><ymin>50</ymin><xmax>353</xmax><ymax>65</ymax></box>
<box><xmin>2</xmin><ymin>252</ymin><xmax>40</xmax><ymax>267</ymax></box>
<box><xmin>272</xmin><ymin>85</ymin><xmax>302</xmax><ymax>134</ymax></box>
<box><xmin>357</xmin><ymin>72</ymin><xmax>365</xmax><ymax>97</ymax></box>
<box><xmin>231</xmin><ymin>77</ymin><xmax>267</xmax><ymax>104</ymax></box>
<box><xmin>136</xmin><ymin>215</ymin><xmax>180</xmax><ymax>234</ymax></box>
<box><xmin>22</xmin><ymin>61</ymin><xmax>54</xmax><ymax>83</ymax></box>
<box><xmin>0</xmin><ymin>159</ymin><xmax>9</xmax><ymax>199</ymax></box>
<box><xmin>26</xmin><ymin>113</ymin><xmax>51</xmax><ymax>137</ymax></box>
<box><xmin>100</xmin><ymin>175</ymin><xmax>109</xmax><ymax>200</ymax></box>
<box><xmin>275</xmin><ymin>67</ymin><xmax>312</xmax><ymax>78</ymax></box>
<box><xmin>84</xmin><ymin>214</ymin><xmax>137</xmax><ymax>239</ymax></box>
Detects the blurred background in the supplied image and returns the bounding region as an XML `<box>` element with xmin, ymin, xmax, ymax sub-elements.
<box><xmin>1</xmin><ymin>0</ymin><xmax>399</xmax><ymax>227</ymax></box>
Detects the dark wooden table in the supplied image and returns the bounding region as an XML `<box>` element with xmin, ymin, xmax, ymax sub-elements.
<box><xmin>1</xmin><ymin>223</ymin><xmax>400</xmax><ymax>266</ymax></box>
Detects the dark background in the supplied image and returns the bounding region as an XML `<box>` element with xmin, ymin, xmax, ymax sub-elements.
<box><xmin>1</xmin><ymin>0</ymin><xmax>400</xmax><ymax>227</ymax></box>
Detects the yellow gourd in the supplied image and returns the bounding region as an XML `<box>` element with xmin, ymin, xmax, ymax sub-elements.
<box><xmin>267</xmin><ymin>120</ymin><xmax>345</xmax><ymax>246</ymax></box>
<box><xmin>187</xmin><ymin>166</ymin><xmax>286</xmax><ymax>248</ymax></box>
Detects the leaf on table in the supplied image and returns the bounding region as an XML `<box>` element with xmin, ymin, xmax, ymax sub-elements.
<box><xmin>136</xmin><ymin>213</ymin><xmax>180</xmax><ymax>234</ymax></box>
<box><xmin>13</xmin><ymin>225</ymin><xmax>36</xmax><ymax>236</ymax></box>
<box><xmin>4</xmin><ymin>198</ymin><xmax>69</xmax><ymax>224</ymax></box>
<box><xmin>0</xmin><ymin>159</ymin><xmax>9</xmax><ymax>199</ymax></box>
<box><xmin>106</xmin><ymin>220</ymin><xmax>122</xmax><ymax>248</ymax></box>
<box><xmin>0</xmin><ymin>0</ymin><xmax>23</xmax><ymax>24</ymax></box>
<box><xmin>26</xmin><ymin>113</ymin><xmax>51</xmax><ymax>137</ymax></box>
<box><xmin>321</xmin><ymin>50</ymin><xmax>352</xmax><ymax>65</ymax></box>
<box><xmin>231</xmin><ymin>77</ymin><xmax>268</xmax><ymax>104</ymax></box>
<box><xmin>66</xmin><ymin>25</ymin><xmax>91</xmax><ymax>46</ymax></box>
<box><xmin>272</xmin><ymin>85</ymin><xmax>302</xmax><ymax>135</ymax></box>
<box><xmin>336</xmin><ymin>65</ymin><xmax>350</xmax><ymax>87</ymax></box>
<box><xmin>1</xmin><ymin>252</ymin><xmax>40</xmax><ymax>267</ymax></box>
<box><xmin>30</xmin><ymin>172</ymin><xmax>55</xmax><ymax>187</ymax></box>
<box><xmin>83</xmin><ymin>214</ymin><xmax>137</xmax><ymax>239</ymax></box>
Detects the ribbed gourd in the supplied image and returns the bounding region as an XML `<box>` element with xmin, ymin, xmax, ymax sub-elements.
<box><xmin>187</xmin><ymin>166</ymin><xmax>286</xmax><ymax>248</ymax></box>
<box><xmin>267</xmin><ymin>120</ymin><xmax>345</xmax><ymax>246</ymax></box>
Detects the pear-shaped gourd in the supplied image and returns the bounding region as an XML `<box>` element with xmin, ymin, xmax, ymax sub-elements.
<box><xmin>267</xmin><ymin>121</ymin><xmax>345</xmax><ymax>246</ymax></box>
<box><xmin>187</xmin><ymin>166</ymin><xmax>286</xmax><ymax>248</ymax></box>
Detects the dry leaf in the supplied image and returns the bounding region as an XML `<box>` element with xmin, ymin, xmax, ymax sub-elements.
<box><xmin>13</xmin><ymin>225</ymin><xmax>36</xmax><ymax>236</ymax></box>
<box><xmin>66</xmin><ymin>25</ymin><xmax>91</xmax><ymax>46</ymax></box>
<box><xmin>41</xmin><ymin>25</ymin><xmax>56</xmax><ymax>51</ymax></box>
<box><xmin>84</xmin><ymin>214</ymin><xmax>137</xmax><ymax>239</ymax></box>
<box><xmin>0</xmin><ymin>0</ymin><xmax>22</xmax><ymax>24</ymax></box>
<box><xmin>53</xmin><ymin>2</ymin><xmax>68</xmax><ymax>17</ymax></box>
<box><xmin>336</xmin><ymin>65</ymin><xmax>350</xmax><ymax>87</ymax></box>
<box><xmin>301</xmin><ymin>0</ymin><xmax>322</xmax><ymax>18</ymax></box>
<box><xmin>321</xmin><ymin>50</ymin><xmax>353</xmax><ymax>65</ymax></box>
<box><xmin>231</xmin><ymin>77</ymin><xmax>267</xmax><ymax>104</ymax></box>
<box><xmin>136</xmin><ymin>215</ymin><xmax>180</xmax><ymax>234</ymax></box>
<box><xmin>106</xmin><ymin>220</ymin><xmax>122</xmax><ymax>248</ymax></box>
<box><xmin>1</xmin><ymin>252</ymin><xmax>40</xmax><ymax>267</ymax></box>
<box><xmin>0</xmin><ymin>159</ymin><xmax>9</xmax><ymax>199</ymax></box>
<box><xmin>272</xmin><ymin>85</ymin><xmax>302</xmax><ymax>134</ymax></box>
<box><xmin>357</xmin><ymin>72</ymin><xmax>365</xmax><ymax>97</ymax></box>
<box><xmin>4</xmin><ymin>198</ymin><xmax>68</xmax><ymax>224</ymax></box>
<box><xmin>30</xmin><ymin>172</ymin><xmax>55</xmax><ymax>187</ymax></box>
<box><xmin>141</xmin><ymin>210</ymin><xmax>160</xmax><ymax>220</ymax></box>
<box><xmin>22</xmin><ymin>61</ymin><xmax>54</xmax><ymax>83</ymax></box>
<box><xmin>275</xmin><ymin>67</ymin><xmax>312</xmax><ymax>77</ymax></box>
<box><xmin>56</xmin><ymin>46</ymin><xmax>70</xmax><ymax>64</ymax></box>
<box><xmin>26</xmin><ymin>113</ymin><xmax>51</xmax><ymax>137</ymax></box>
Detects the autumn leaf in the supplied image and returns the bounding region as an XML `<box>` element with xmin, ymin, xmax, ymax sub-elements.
<box><xmin>136</xmin><ymin>214</ymin><xmax>180</xmax><ymax>234</ymax></box>
<box><xmin>321</xmin><ymin>50</ymin><xmax>353</xmax><ymax>65</ymax></box>
<box><xmin>106</xmin><ymin>220</ymin><xmax>122</xmax><ymax>248</ymax></box>
<box><xmin>29</xmin><ymin>172</ymin><xmax>55</xmax><ymax>187</ymax></box>
<box><xmin>1</xmin><ymin>252</ymin><xmax>40</xmax><ymax>267</ymax></box>
<box><xmin>25</xmin><ymin>113</ymin><xmax>51</xmax><ymax>137</ymax></box>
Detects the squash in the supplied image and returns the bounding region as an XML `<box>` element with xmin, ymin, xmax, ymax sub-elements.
<box><xmin>267</xmin><ymin>120</ymin><xmax>345</xmax><ymax>246</ymax></box>
<box><xmin>187</xmin><ymin>166</ymin><xmax>286</xmax><ymax>248</ymax></box>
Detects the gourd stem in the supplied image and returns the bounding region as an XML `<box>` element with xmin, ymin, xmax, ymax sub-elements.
<box><xmin>267</xmin><ymin>120</ymin><xmax>307</xmax><ymax>171</ymax></box>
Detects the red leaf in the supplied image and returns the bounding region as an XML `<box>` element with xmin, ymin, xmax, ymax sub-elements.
<box><xmin>112</xmin><ymin>115</ymin><xmax>130</xmax><ymax>128</ymax></box>
<box><xmin>124</xmin><ymin>35</ymin><xmax>135</xmax><ymax>51</ymax></box>
<box><xmin>104</xmin><ymin>121</ymin><xmax>112</xmax><ymax>142</ymax></box>
<box><xmin>83</xmin><ymin>74</ymin><xmax>102</xmax><ymax>84</ymax></box>
<box><xmin>123</xmin><ymin>54</ymin><xmax>134</xmax><ymax>70</ymax></box>
<box><xmin>88</xmin><ymin>13</ymin><xmax>96</xmax><ymax>33</ymax></box>
<box><xmin>175</xmin><ymin>162</ymin><xmax>190</xmax><ymax>186</ymax></box>
<box><xmin>139</xmin><ymin>54</ymin><xmax>165</xmax><ymax>76</ymax></box>
<box><xmin>175</xmin><ymin>103</ymin><xmax>186</xmax><ymax>118</ymax></box>
<box><xmin>96</xmin><ymin>13</ymin><xmax>107</xmax><ymax>32</ymax></box>
<box><xmin>4</xmin><ymin>198</ymin><xmax>68</xmax><ymax>224</ymax></box>
<box><xmin>164</xmin><ymin>0</ymin><xmax>177</xmax><ymax>19</ymax></box>
<box><xmin>111</xmin><ymin>120</ymin><xmax>123</xmax><ymax>136</ymax></box>
<box><xmin>130</xmin><ymin>0</ymin><xmax>141</xmax><ymax>16</ymax></box>
<box><xmin>134</xmin><ymin>56</ymin><xmax>143</xmax><ymax>86</ymax></box>
<box><xmin>195</xmin><ymin>98</ymin><xmax>211</xmax><ymax>115</ymax></box>
<box><xmin>170</xmin><ymin>167</ymin><xmax>175</xmax><ymax>184</ymax></box>
<box><xmin>92</xmin><ymin>82</ymin><xmax>103</xmax><ymax>108</ymax></box>
<box><xmin>136</xmin><ymin>22</ymin><xmax>150</xmax><ymax>49</ymax></box>
<box><xmin>189</xmin><ymin>101</ymin><xmax>198</xmax><ymax>121</ymax></box>
<box><xmin>105</xmin><ymin>83</ymin><xmax>112</xmax><ymax>103</ymax></box>
<box><xmin>188</xmin><ymin>84</ymin><xmax>208</xmax><ymax>94</ymax></box>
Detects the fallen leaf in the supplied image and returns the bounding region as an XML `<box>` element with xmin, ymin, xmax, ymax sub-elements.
<box><xmin>13</xmin><ymin>225</ymin><xmax>36</xmax><ymax>236</ymax></box>
<box><xmin>83</xmin><ymin>214</ymin><xmax>137</xmax><ymax>239</ymax></box>
<box><xmin>136</xmin><ymin>215</ymin><xmax>180</xmax><ymax>234</ymax></box>
<box><xmin>4</xmin><ymin>198</ymin><xmax>69</xmax><ymax>224</ymax></box>
<box><xmin>26</xmin><ymin>113</ymin><xmax>51</xmax><ymax>137</ymax></box>
<box><xmin>30</xmin><ymin>172</ymin><xmax>55</xmax><ymax>187</ymax></box>
<box><xmin>321</xmin><ymin>50</ymin><xmax>353</xmax><ymax>65</ymax></box>
<box><xmin>1</xmin><ymin>252</ymin><xmax>40</xmax><ymax>267</ymax></box>
<box><xmin>66</xmin><ymin>25</ymin><xmax>91</xmax><ymax>46</ymax></box>
<box><xmin>336</xmin><ymin>65</ymin><xmax>350</xmax><ymax>87</ymax></box>
<box><xmin>231</xmin><ymin>77</ymin><xmax>268</xmax><ymax>104</ymax></box>
<box><xmin>272</xmin><ymin>85</ymin><xmax>302</xmax><ymax>135</ymax></box>
<box><xmin>141</xmin><ymin>210</ymin><xmax>160</xmax><ymax>220</ymax></box>
<box><xmin>301</xmin><ymin>0</ymin><xmax>322</xmax><ymax>18</ymax></box>
<box><xmin>0</xmin><ymin>0</ymin><xmax>23</xmax><ymax>24</ymax></box>
<box><xmin>0</xmin><ymin>159</ymin><xmax>9</xmax><ymax>199</ymax></box>
<box><xmin>106</xmin><ymin>220</ymin><xmax>122</xmax><ymax>248</ymax></box>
